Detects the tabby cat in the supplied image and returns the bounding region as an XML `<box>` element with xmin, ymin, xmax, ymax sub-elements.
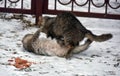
<box><xmin>38</xmin><ymin>12</ymin><xmax>112</xmax><ymax>58</ymax></box>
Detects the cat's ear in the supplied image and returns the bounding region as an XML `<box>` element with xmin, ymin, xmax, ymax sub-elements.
<box><xmin>38</xmin><ymin>16</ymin><xmax>43</xmax><ymax>26</ymax></box>
<box><xmin>39</xmin><ymin>16</ymin><xmax>43</xmax><ymax>22</ymax></box>
<box><xmin>39</xmin><ymin>16</ymin><xmax>42</xmax><ymax>20</ymax></box>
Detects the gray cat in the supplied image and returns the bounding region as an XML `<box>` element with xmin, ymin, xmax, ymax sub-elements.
<box><xmin>38</xmin><ymin>12</ymin><xmax>112</xmax><ymax>58</ymax></box>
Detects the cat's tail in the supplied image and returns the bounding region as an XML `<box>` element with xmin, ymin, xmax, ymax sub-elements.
<box><xmin>85</xmin><ymin>31</ymin><xmax>113</xmax><ymax>42</ymax></box>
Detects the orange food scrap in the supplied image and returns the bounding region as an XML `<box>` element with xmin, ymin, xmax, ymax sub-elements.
<box><xmin>12</xmin><ymin>57</ymin><xmax>32</xmax><ymax>69</ymax></box>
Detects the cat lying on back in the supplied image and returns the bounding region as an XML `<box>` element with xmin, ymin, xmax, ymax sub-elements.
<box><xmin>38</xmin><ymin>12</ymin><xmax>113</xmax><ymax>58</ymax></box>
<box><xmin>22</xmin><ymin>29</ymin><xmax>92</xmax><ymax>57</ymax></box>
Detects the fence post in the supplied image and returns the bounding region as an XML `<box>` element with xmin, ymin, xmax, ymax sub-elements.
<box><xmin>35</xmin><ymin>0</ymin><xmax>43</xmax><ymax>25</ymax></box>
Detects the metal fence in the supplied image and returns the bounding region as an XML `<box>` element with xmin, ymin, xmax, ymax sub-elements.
<box><xmin>0</xmin><ymin>0</ymin><xmax>120</xmax><ymax>24</ymax></box>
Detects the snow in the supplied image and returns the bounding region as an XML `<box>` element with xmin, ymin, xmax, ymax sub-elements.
<box><xmin>0</xmin><ymin>0</ymin><xmax>120</xmax><ymax>76</ymax></box>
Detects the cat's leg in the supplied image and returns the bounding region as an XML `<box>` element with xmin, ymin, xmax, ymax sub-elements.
<box><xmin>73</xmin><ymin>39</ymin><xmax>92</xmax><ymax>54</ymax></box>
<box><xmin>32</xmin><ymin>28</ymin><xmax>42</xmax><ymax>42</ymax></box>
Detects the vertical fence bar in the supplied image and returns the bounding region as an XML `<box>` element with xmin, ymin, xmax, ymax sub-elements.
<box><xmin>88</xmin><ymin>0</ymin><xmax>91</xmax><ymax>13</ymax></box>
<box><xmin>21</xmin><ymin>0</ymin><xmax>23</xmax><ymax>15</ymax></box>
<box><xmin>43</xmin><ymin>0</ymin><xmax>48</xmax><ymax>12</ymax></box>
<box><xmin>71</xmin><ymin>0</ymin><xmax>74</xmax><ymax>11</ymax></box>
<box><xmin>105</xmin><ymin>0</ymin><xmax>108</xmax><ymax>15</ymax></box>
<box><xmin>21</xmin><ymin>0</ymin><xmax>23</xmax><ymax>9</ymax></box>
<box><xmin>55</xmin><ymin>0</ymin><xmax>57</xmax><ymax>10</ymax></box>
<box><xmin>31</xmin><ymin>0</ymin><xmax>36</xmax><ymax>13</ymax></box>
<box><xmin>35</xmin><ymin>0</ymin><xmax>43</xmax><ymax>25</ymax></box>
<box><xmin>5</xmin><ymin>0</ymin><xmax>7</xmax><ymax>8</ymax></box>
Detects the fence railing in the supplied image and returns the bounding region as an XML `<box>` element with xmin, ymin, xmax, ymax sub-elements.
<box><xmin>0</xmin><ymin>0</ymin><xmax>120</xmax><ymax>24</ymax></box>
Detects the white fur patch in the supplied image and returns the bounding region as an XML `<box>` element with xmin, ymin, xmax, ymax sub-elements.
<box><xmin>32</xmin><ymin>38</ymin><xmax>69</xmax><ymax>57</ymax></box>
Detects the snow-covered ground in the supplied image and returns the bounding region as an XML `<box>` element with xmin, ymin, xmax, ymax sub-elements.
<box><xmin>0</xmin><ymin>0</ymin><xmax>120</xmax><ymax>76</ymax></box>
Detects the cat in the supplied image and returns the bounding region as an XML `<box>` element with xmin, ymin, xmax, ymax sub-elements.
<box><xmin>22</xmin><ymin>29</ymin><xmax>92</xmax><ymax>57</ymax></box>
<box><xmin>38</xmin><ymin>12</ymin><xmax>113</xmax><ymax>58</ymax></box>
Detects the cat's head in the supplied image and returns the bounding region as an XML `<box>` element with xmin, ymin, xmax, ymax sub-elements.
<box><xmin>22</xmin><ymin>34</ymin><xmax>33</xmax><ymax>50</ymax></box>
<box><xmin>38</xmin><ymin>16</ymin><xmax>52</xmax><ymax>26</ymax></box>
<box><xmin>38</xmin><ymin>16</ymin><xmax>55</xmax><ymax>34</ymax></box>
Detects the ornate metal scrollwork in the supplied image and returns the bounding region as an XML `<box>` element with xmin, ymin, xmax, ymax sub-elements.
<box><xmin>74</xmin><ymin>0</ymin><xmax>89</xmax><ymax>6</ymax></box>
<box><xmin>108</xmin><ymin>0</ymin><xmax>120</xmax><ymax>9</ymax></box>
<box><xmin>91</xmin><ymin>0</ymin><xmax>105</xmax><ymax>8</ymax></box>
<box><xmin>57</xmin><ymin>0</ymin><xmax>120</xmax><ymax>9</ymax></box>
<box><xmin>8</xmin><ymin>0</ymin><xmax>20</xmax><ymax>3</ymax></box>
<box><xmin>58</xmin><ymin>0</ymin><xmax>72</xmax><ymax>5</ymax></box>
